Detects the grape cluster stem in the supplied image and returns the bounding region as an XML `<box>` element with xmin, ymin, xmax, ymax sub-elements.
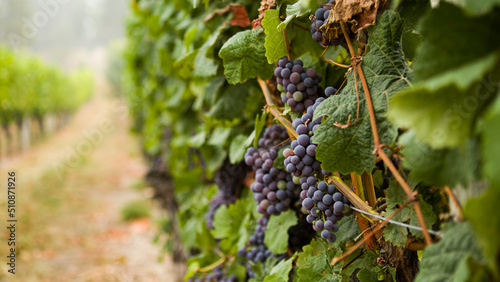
<box><xmin>258</xmin><ymin>78</ymin><xmax>298</xmax><ymax>139</ymax></box>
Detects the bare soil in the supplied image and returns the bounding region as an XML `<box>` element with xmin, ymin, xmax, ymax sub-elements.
<box><xmin>0</xmin><ymin>79</ymin><xmax>181</xmax><ymax>281</ymax></box>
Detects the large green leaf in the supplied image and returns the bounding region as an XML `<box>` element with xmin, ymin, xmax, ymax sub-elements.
<box><xmin>193</xmin><ymin>28</ymin><xmax>221</xmax><ymax>77</ymax></box>
<box><xmin>389</xmin><ymin>54</ymin><xmax>499</xmax><ymax>148</ymax></box>
<box><xmin>414</xmin><ymin>3</ymin><xmax>500</xmax><ymax>81</ymax></box>
<box><xmin>263</xmin><ymin>256</ymin><xmax>295</xmax><ymax>282</ymax></box>
<box><xmin>209</xmin><ymin>84</ymin><xmax>250</xmax><ymax>120</ymax></box>
<box><xmin>399</xmin><ymin>131</ymin><xmax>479</xmax><ymax>187</ymax></box>
<box><xmin>459</xmin><ymin>0</ymin><xmax>500</xmax><ymax>15</ymax></box>
<box><xmin>464</xmin><ymin>186</ymin><xmax>500</xmax><ymax>278</ymax></box>
<box><xmin>264</xmin><ymin>210</ymin><xmax>298</xmax><ymax>254</ymax></box>
<box><xmin>277</xmin><ymin>0</ymin><xmax>313</xmax><ymax>30</ymax></box>
<box><xmin>212</xmin><ymin>198</ymin><xmax>255</xmax><ymax>253</ymax></box>
<box><xmin>481</xmin><ymin>92</ymin><xmax>500</xmax><ymax>184</ymax></box>
<box><xmin>415</xmin><ymin>222</ymin><xmax>484</xmax><ymax>282</ymax></box>
<box><xmin>389</xmin><ymin>3</ymin><xmax>500</xmax><ymax>148</ymax></box>
<box><xmin>262</xmin><ymin>10</ymin><xmax>288</xmax><ymax>64</ymax></box>
<box><xmin>229</xmin><ymin>134</ymin><xmax>249</xmax><ymax>164</ymax></box>
<box><xmin>219</xmin><ymin>29</ymin><xmax>274</xmax><ymax>84</ymax></box>
<box><xmin>313</xmin><ymin>11</ymin><xmax>410</xmax><ymax>174</ymax></box>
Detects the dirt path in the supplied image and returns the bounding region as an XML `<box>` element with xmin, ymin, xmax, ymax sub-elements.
<box><xmin>0</xmin><ymin>80</ymin><xmax>180</xmax><ymax>281</ymax></box>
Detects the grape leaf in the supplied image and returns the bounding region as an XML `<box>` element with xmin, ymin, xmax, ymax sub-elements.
<box><xmin>200</xmin><ymin>145</ymin><xmax>227</xmax><ymax>176</ymax></box>
<box><xmin>399</xmin><ymin>130</ymin><xmax>479</xmax><ymax>187</ymax></box>
<box><xmin>296</xmin><ymin>239</ymin><xmax>343</xmax><ymax>282</ymax></box>
<box><xmin>194</xmin><ymin>28</ymin><xmax>222</xmax><ymax>77</ymax></box>
<box><xmin>229</xmin><ymin>134</ymin><xmax>249</xmax><ymax>163</ymax></box>
<box><xmin>388</xmin><ymin>3</ymin><xmax>500</xmax><ymax>148</ymax></box>
<box><xmin>188</xmin><ymin>131</ymin><xmax>206</xmax><ymax>148</ymax></box>
<box><xmin>464</xmin><ymin>186</ymin><xmax>500</xmax><ymax>277</ymax></box>
<box><xmin>313</xmin><ymin>11</ymin><xmax>410</xmax><ymax>174</ymax></box>
<box><xmin>263</xmin><ymin>256</ymin><xmax>295</xmax><ymax>282</ymax></box>
<box><xmin>461</xmin><ymin>0</ymin><xmax>500</xmax><ymax>15</ymax></box>
<box><xmin>333</xmin><ymin>215</ymin><xmax>360</xmax><ymax>247</ymax></box>
<box><xmin>277</xmin><ymin>0</ymin><xmax>314</xmax><ymax>30</ymax></box>
<box><xmin>209</xmin><ymin>84</ymin><xmax>251</xmax><ymax>120</ymax></box>
<box><xmin>291</xmin><ymin>22</ymin><xmax>328</xmax><ymax>61</ymax></box>
<box><xmin>401</xmin><ymin>31</ymin><xmax>421</xmax><ymax>61</ymax></box>
<box><xmin>389</xmin><ymin>54</ymin><xmax>499</xmax><ymax>149</ymax></box>
<box><xmin>357</xmin><ymin>267</ymin><xmax>378</xmax><ymax>282</ymax></box>
<box><xmin>341</xmin><ymin>251</ymin><xmax>390</xmax><ymax>282</ymax></box>
<box><xmin>262</xmin><ymin>10</ymin><xmax>288</xmax><ymax>64</ymax></box>
<box><xmin>227</xmin><ymin>262</ymin><xmax>247</xmax><ymax>281</ymax></box>
<box><xmin>273</xmin><ymin>146</ymin><xmax>288</xmax><ymax>170</ymax></box>
<box><xmin>212</xmin><ymin>198</ymin><xmax>255</xmax><ymax>253</ymax></box>
<box><xmin>184</xmin><ymin>251</ymin><xmax>220</xmax><ymax>280</ymax></box>
<box><xmin>264</xmin><ymin>210</ymin><xmax>298</xmax><ymax>254</ymax></box>
<box><xmin>398</xmin><ymin>0</ymin><xmax>429</xmax><ymax>60</ymax></box>
<box><xmin>383</xmin><ymin>181</ymin><xmax>437</xmax><ymax>246</ymax></box>
<box><xmin>253</xmin><ymin>111</ymin><xmax>268</xmax><ymax>148</ymax></box>
<box><xmin>208</xmin><ymin>127</ymin><xmax>231</xmax><ymax>147</ymax></box>
<box><xmin>415</xmin><ymin>222</ymin><xmax>484</xmax><ymax>282</ymax></box>
<box><xmin>414</xmin><ymin>3</ymin><xmax>500</xmax><ymax>81</ymax></box>
<box><xmin>219</xmin><ymin>29</ymin><xmax>274</xmax><ymax>84</ymax></box>
<box><xmin>249</xmin><ymin>257</ymin><xmax>279</xmax><ymax>282</ymax></box>
<box><xmin>481</xmin><ymin>93</ymin><xmax>500</xmax><ymax>184</ymax></box>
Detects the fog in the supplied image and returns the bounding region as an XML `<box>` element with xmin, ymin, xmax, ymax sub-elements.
<box><xmin>0</xmin><ymin>0</ymin><xmax>128</xmax><ymax>71</ymax></box>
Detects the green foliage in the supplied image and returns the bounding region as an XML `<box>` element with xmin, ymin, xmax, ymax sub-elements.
<box><xmin>313</xmin><ymin>11</ymin><xmax>410</xmax><ymax>174</ymax></box>
<box><xmin>332</xmin><ymin>215</ymin><xmax>360</xmax><ymax>247</ymax></box>
<box><xmin>264</xmin><ymin>256</ymin><xmax>295</xmax><ymax>282</ymax></box>
<box><xmin>464</xmin><ymin>186</ymin><xmax>500</xmax><ymax>277</ymax></box>
<box><xmin>415</xmin><ymin>222</ymin><xmax>484</xmax><ymax>282</ymax></box>
<box><xmin>389</xmin><ymin>3</ymin><xmax>500</xmax><ymax>148</ymax></box>
<box><xmin>263</xmin><ymin>10</ymin><xmax>288</xmax><ymax>64</ymax></box>
<box><xmin>383</xmin><ymin>181</ymin><xmax>437</xmax><ymax>245</ymax></box>
<box><xmin>219</xmin><ymin>29</ymin><xmax>274</xmax><ymax>84</ymax></box>
<box><xmin>125</xmin><ymin>0</ymin><xmax>500</xmax><ymax>280</ymax></box>
<box><xmin>213</xmin><ymin>198</ymin><xmax>256</xmax><ymax>253</ymax></box>
<box><xmin>106</xmin><ymin>40</ymin><xmax>127</xmax><ymax>96</ymax></box>
<box><xmin>481</xmin><ymin>94</ymin><xmax>500</xmax><ymax>184</ymax></box>
<box><xmin>0</xmin><ymin>46</ymin><xmax>93</xmax><ymax>123</ymax></box>
<box><xmin>264</xmin><ymin>210</ymin><xmax>298</xmax><ymax>254</ymax></box>
<box><xmin>296</xmin><ymin>239</ymin><xmax>342</xmax><ymax>281</ymax></box>
<box><xmin>278</xmin><ymin>0</ymin><xmax>313</xmax><ymax>30</ymax></box>
<box><xmin>399</xmin><ymin>131</ymin><xmax>479</xmax><ymax>187</ymax></box>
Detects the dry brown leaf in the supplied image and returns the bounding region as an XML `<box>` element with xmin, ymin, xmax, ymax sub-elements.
<box><xmin>333</xmin><ymin>0</ymin><xmax>388</xmax><ymax>33</ymax></box>
<box><xmin>252</xmin><ymin>0</ymin><xmax>277</xmax><ymax>30</ymax></box>
<box><xmin>230</xmin><ymin>5</ymin><xmax>251</xmax><ymax>27</ymax></box>
<box><xmin>318</xmin><ymin>0</ymin><xmax>388</xmax><ymax>45</ymax></box>
<box><xmin>205</xmin><ymin>3</ymin><xmax>250</xmax><ymax>27</ymax></box>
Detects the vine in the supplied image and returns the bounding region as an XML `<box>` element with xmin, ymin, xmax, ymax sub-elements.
<box><xmin>125</xmin><ymin>0</ymin><xmax>500</xmax><ymax>281</ymax></box>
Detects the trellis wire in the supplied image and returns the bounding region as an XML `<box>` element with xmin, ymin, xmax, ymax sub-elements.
<box><xmin>349</xmin><ymin>206</ymin><xmax>442</xmax><ymax>237</ymax></box>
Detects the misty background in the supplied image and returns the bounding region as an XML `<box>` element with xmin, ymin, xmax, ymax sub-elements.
<box><xmin>0</xmin><ymin>0</ymin><xmax>129</xmax><ymax>71</ymax></box>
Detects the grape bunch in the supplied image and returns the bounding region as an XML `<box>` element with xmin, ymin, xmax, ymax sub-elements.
<box><xmin>237</xmin><ymin>217</ymin><xmax>274</xmax><ymax>266</ymax></box>
<box><xmin>187</xmin><ymin>266</ymin><xmax>238</xmax><ymax>282</ymax></box>
<box><xmin>283</xmin><ymin>97</ymin><xmax>328</xmax><ymax>177</ymax></box>
<box><xmin>244</xmin><ymin>125</ymin><xmax>300</xmax><ymax>217</ymax></box>
<box><xmin>206</xmin><ymin>161</ymin><xmax>249</xmax><ymax>229</ymax></box>
<box><xmin>237</xmin><ymin>217</ymin><xmax>288</xmax><ymax>279</ymax></box>
<box><xmin>310</xmin><ymin>1</ymin><xmax>353</xmax><ymax>48</ymax></box>
<box><xmin>300</xmin><ymin>179</ymin><xmax>350</xmax><ymax>243</ymax></box>
<box><xmin>275</xmin><ymin>57</ymin><xmax>323</xmax><ymax>113</ymax></box>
